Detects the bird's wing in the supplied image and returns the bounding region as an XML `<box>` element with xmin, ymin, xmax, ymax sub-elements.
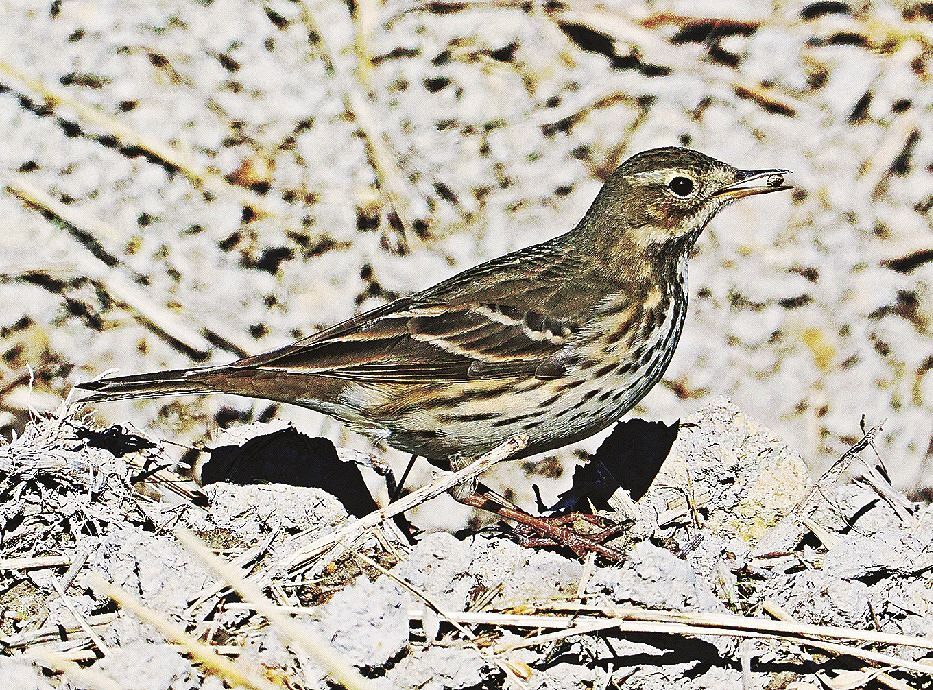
<box><xmin>232</xmin><ymin>300</ymin><xmax>576</xmax><ymax>382</ymax></box>
<box><xmin>232</xmin><ymin>240</ymin><xmax>604</xmax><ymax>382</ymax></box>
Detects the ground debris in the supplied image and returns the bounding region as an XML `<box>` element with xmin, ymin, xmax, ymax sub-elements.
<box><xmin>1</xmin><ymin>400</ymin><xmax>929</xmax><ymax>688</ymax></box>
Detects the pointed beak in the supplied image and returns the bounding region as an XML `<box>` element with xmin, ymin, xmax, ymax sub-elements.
<box><xmin>714</xmin><ymin>169</ymin><xmax>792</xmax><ymax>200</ymax></box>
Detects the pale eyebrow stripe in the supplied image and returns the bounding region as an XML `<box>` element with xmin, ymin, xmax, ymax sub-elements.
<box><xmin>630</xmin><ymin>169</ymin><xmax>692</xmax><ymax>184</ymax></box>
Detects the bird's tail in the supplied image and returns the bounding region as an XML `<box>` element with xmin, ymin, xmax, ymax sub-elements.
<box><xmin>75</xmin><ymin>367</ymin><xmax>219</xmax><ymax>402</ymax></box>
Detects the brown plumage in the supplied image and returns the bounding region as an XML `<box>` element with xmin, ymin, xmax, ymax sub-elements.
<box><xmin>78</xmin><ymin>147</ymin><xmax>790</xmax><ymax>557</ymax></box>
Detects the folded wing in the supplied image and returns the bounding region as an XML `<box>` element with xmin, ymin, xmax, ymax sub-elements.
<box><xmin>235</xmin><ymin>301</ymin><xmax>577</xmax><ymax>382</ymax></box>
<box><xmin>231</xmin><ymin>239</ymin><xmax>619</xmax><ymax>383</ymax></box>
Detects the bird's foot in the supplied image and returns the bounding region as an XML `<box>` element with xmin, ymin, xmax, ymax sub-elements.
<box><xmin>459</xmin><ymin>493</ymin><xmax>625</xmax><ymax>561</ymax></box>
<box><xmin>510</xmin><ymin>512</ymin><xmax>627</xmax><ymax>560</ymax></box>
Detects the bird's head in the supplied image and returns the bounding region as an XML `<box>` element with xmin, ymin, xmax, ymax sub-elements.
<box><xmin>581</xmin><ymin>147</ymin><xmax>791</xmax><ymax>261</ymax></box>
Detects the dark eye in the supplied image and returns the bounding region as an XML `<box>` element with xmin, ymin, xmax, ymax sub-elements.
<box><xmin>668</xmin><ymin>176</ymin><xmax>694</xmax><ymax>197</ymax></box>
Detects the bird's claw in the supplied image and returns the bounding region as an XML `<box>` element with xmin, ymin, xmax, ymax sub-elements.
<box><xmin>511</xmin><ymin>512</ymin><xmax>627</xmax><ymax>560</ymax></box>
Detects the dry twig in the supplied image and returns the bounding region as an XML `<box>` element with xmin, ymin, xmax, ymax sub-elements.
<box><xmin>0</xmin><ymin>58</ymin><xmax>274</xmax><ymax>216</ymax></box>
<box><xmin>295</xmin><ymin>1</ymin><xmax>427</xmax><ymax>241</ymax></box>
<box><xmin>276</xmin><ymin>435</ymin><xmax>528</xmax><ymax>573</ymax></box>
<box><xmin>88</xmin><ymin>573</ymin><xmax>281</xmax><ymax>690</ymax></box>
<box><xmin>764</xmin><ymin>601</ymin><xmax>916</xmax><ymax>690</ymax></box>
<box><xmin>175</xmin><ymin>528</ymin><xmax>379</xmax><ymax>690</ymax></box>
<box><xmin>403</xmin><ymin>608</ymin><xmax>933</xmax><ymax>677</ymax></box>
<box><xmin>27</xmin><ymin>650</ymin><xmax>122</xmax><ymax>690</ymax></box>
<box><xmin>7</xmin><ymin>180</ymin><xmax>251</xmax><ymax>358</ymax></box>
<box><xmin>50</xmin><ymin>578</ymin><xmax>110</xmax><ymax>656</ymax></box>
<box><xmin>545</xmin><ymin>603</ymin><xmax>933</xmax><ymax>652</ymax></box>
<box><xmin>2</xmin><ymin>614</ymin><xmax>117</xmax><ymax>650</ymax></box>
<box><xmin>0</xmin><ymin>554</ymin><xmax>71</xmax><ymax>571</ymax></box>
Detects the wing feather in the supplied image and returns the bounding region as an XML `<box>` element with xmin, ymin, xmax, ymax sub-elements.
<box><xmin>248</xmin><ymin>303</ymin><xmax>573</xmax><ymax>381</ymax></box>
<box><xmin>228</xmin><ymin>237</ymin><xmax>620</xmax><ymax>383</ymax></box>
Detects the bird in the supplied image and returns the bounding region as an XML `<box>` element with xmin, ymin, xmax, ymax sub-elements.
<box><xmin>78</xmin><ymin>147</ymin><xmax>790</xmax><ymax>558</ymax></box>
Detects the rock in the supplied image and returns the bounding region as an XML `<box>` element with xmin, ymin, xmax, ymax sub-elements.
<box><xmin>0</xmin><ymin>658</ymin><xmax>55</xmax><ymax>690</ymax></box>
<box><xmin>638</xmin><ymin>398</ymin><xmax>811</xmax><ymax>544</ymax></box>
<box><xmin>588</xmin><ymin>542</ymin><xmax>723</xmax><ymax>612</ymax></box>
<box><xmin>388</xmin><ymin>646</ymin><xmax>490</xmax><ymax>690</ymax></box>
<box><xmin>92</xmin><ymin>642</ymin><xmax>195</xmax><ymax>690</ymax></box>
<box><xmin>530</xmin><ymin>662</ymin><xmax>597</xmax><ymax>690</ymax></box>
<box><xmin>316</xmin><ymin>576</ymin><xmax>408</xmax><ymax>669</ymax></box>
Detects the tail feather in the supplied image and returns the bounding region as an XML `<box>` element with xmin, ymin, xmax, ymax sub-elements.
<box><xmin>75</xmin><ymin>367</ymin><xmax>218</xmax><ymax>402</ymax></box>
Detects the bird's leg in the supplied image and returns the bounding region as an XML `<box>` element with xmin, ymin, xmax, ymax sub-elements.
<box><xmin>391</xmin><ymin>454</ymin><xmax>418</xmax><ymax>500</ymax></box>
<box><xmin>385</xmin><ymin>454</ymin><xmax>422</xmax><ymax>544</ymax></box>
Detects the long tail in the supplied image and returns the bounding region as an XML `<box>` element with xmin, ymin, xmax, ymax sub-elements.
<box><xmin>75</xmin><ymin>367</ymin><xmax>220</xmax><ymax>402</ymax></box>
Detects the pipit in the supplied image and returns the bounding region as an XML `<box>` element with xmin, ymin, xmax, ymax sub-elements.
<box><xmin>79</xmin><ymin>147</ymin><xmax>790</xmax><ymax>558</ymax></box>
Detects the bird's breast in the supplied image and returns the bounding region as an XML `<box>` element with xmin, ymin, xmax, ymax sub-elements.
<box><xmin>568</xmin><ymin>279</ymin><xmax>688</xmax><ymax>413</ymax></box>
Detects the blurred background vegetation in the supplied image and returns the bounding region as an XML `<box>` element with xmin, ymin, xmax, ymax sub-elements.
<box><xmin>0</xmin><ymin>0</ymin><xmax>929</xmax><ymax>495</ymax></box>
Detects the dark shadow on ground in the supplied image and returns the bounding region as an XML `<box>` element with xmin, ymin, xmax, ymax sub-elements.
<box><xmin>199</xmin><ymin>427</ymin><xmax>377</xmax><ymax>518</ymax></box>
<box><xmin>546</xmin><ymin>632</ymin><xmax>725</xmax><ymax>673</ymax></box>
<box><xmin>552</xmin><ymin>418</ymin><xmax>679</xmax><ymax>512</ymax></box>
<box><xmin>77</xmin><ymin>424</ymin><xmax>157</xmax><ymax>457</ymax></box>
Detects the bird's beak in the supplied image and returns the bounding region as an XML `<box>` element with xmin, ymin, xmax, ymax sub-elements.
<box><xmin>715</xmin><ymin>169</ymin><xmax>792</xmax><ymax>200</ymax></box>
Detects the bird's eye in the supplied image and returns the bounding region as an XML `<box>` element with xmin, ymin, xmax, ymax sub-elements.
<box><xmin>668</xmin><ymin>176</ymin><xmax>695</xmax><ymax>197</ymax></box>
